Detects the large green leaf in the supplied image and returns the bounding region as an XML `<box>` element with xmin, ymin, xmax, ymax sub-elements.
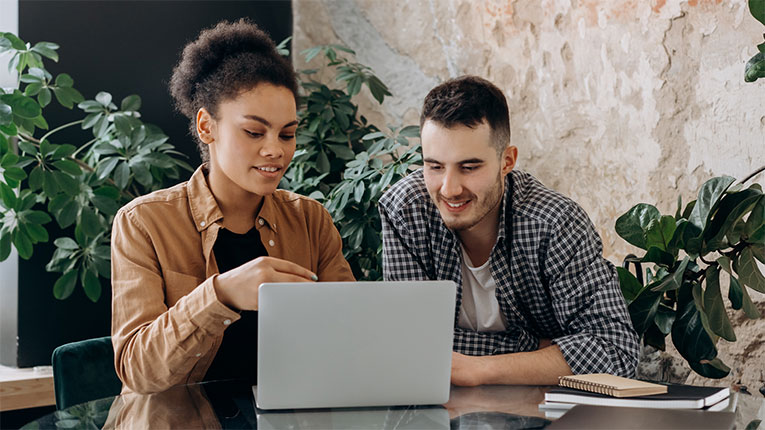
<box><xmin>744</xmin><ymin>52</ymin><xmax>765</xmax><ymax>83</ymax></box>
<box><xmin>724</xmin><ymin>258</ymin><xmax>744</xmax><ymax>310</ymax></box>
<box><xmin>672</xmin><ymin>285</ymin><xmax>719</xmax><ymax>371</ymax></box>
<box><xmin>644</xmin><ymin>215</ymin><xmax>677</xmax><ymax>252</ymax></box>
<box><xmin>750</xmin><ymin>0</ymin><xmax>765</xmax><ymax>26</ymax></box>
<box><xmin>0</xmin><ymin>101</ymin><xmax>11</xmax><ymax>125</ymax></box>
<box><xmin>0</xmin><ymin>93</ymin><xmax>41</xmax><ymax>119</ymax></box>
<box><xmin>53</xmin><ymin>271</ymin><xmax>77</xmax><ymax>300</ymax></box>
<box><xmin>643</xmin><ymin>323</ymin><xmax>666</xmax><ymax>350</ymax></box>
<box><xmin>0</xmin><ymin>181</ymin><xmax>17</xmax><ymax>208</ymax></box>
<box><xmin>627</xmin><ymin>285</ymin><xmax>663</xmax><ymax>336</ymax></box>
<box><xmin>0</xmin><ymin>232</ymin><xmax>11</xmax><ymax>261</ymax></box>
<box><xmin>82</xmin><ymin>268</ymin><xmax>101</xmax><ymax>303</ymax></box>
<box><xmin>702</xmin><ymin>266</ymin><xmax>736</xmax><ymax>341</ymax></box>
<box><xmin>2</xmin><ymin>32</ymin><xmax>26</xmax><ymax>50</ymax></box>
<box><xmin>617</xmin><ymin>267</ymin><xmax>643</xmax><ymax>306</ymax></box>
<box><xmin>689</xmin><ymin>357</ymin><xmax>731</xmax><ymax>379</ymax></box>
<box><xmin>703</xmin><ymin>189</ymin><xmax>761</xmax><ymax>251</ymax></box>
<box><xmin>654</xmin><ymin>305</ymin><xmax>675</xmax><ymax>335</ymax></box>
<box><xmin>739</xmin><ymin>276</ymin><xmax>762</xmax><ymax>319</ymax></box>
<box><xmin>652</xmin><ymin>256</ymin><xmax>690</xmax><ymax>292</ymax></box>
<box><xmin>615</xmin><ymin>203</ymin><xmax>660</xmax><ymax>249</ymax></box>
<box><xmin>745</xmin><ymin>196</ymin><xmax>765</xmax><ymax>243</ymax></box>
<box><xmin>688</xmin><ymin>176</ymin><xmax>736</xmax><ymax>231</ymax></box>
<box><xmin>12</xmin><ymin>228</ymin><xmax>33</xmax><ymax>259</ymax></box>
<box><xmin>78</xmin><ymin>207</ymin><xmax>101</xmax><ymax>238</ymax></box>
<box><xmin>734</xmin><ymin>247</ymin><xmax>765</xmax><ymax>293</ymax></box>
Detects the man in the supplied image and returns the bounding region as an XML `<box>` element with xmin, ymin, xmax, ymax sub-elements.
<box><xmin>378</xmin><ymin>76</ymin><xmax>639</xmax><ymax>386</ymax></box>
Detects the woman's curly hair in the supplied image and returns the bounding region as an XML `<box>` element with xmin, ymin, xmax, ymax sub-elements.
<box><xmin>169</xmin><ymin>18</ymin><xmax>298</xmax><ymax>162</ymax></box>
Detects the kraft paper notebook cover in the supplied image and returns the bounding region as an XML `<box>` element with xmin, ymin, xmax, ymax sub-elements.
<box><xmin>557</xmin><ymin>374</ymin><xmax>667</xmax><ymax>397</ymax></box>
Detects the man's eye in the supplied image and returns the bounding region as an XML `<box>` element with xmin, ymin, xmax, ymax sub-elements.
<box><xmin>427</xmin><ymin>164</ymin><xmax>443</xmax><ymax>171</ymax></box>
<box><xmin>462</xmin><ymin>165</ymin><xmax>478</xmax><ymax>171</ymax></box>
<box><xmin>280</xmin><ymin>134</ymin><xmax>296</xmax><ymax>140</ymax></box>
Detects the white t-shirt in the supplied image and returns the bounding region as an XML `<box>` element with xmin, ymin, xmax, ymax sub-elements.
<box><xmin>457</xmin><ymin>244</ymin><xmax>507</xmax><ymax>332</ymax></box>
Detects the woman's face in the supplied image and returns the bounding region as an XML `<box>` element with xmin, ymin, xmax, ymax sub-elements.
<box><xmin>199</xmin><ymin>83</ymin><xmax>297</xmax><ymax>197</ymax></box>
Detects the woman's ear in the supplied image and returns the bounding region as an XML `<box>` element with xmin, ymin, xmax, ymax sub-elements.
<box><xmin>196</xmin><ymin>108</ymin><xmax>215</xmax><ymax>144</ymax></box>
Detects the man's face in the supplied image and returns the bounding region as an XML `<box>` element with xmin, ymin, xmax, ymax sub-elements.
<box><xmin>421</xmin><ymin>120</ymin><xmax>516</xmax><ymax>232</ymax></box>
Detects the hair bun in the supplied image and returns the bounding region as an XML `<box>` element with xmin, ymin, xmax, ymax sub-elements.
<box><xmin>170</xmin><ymin>18</ymin><xmax>277</xmax><ymax>118</ymax></box>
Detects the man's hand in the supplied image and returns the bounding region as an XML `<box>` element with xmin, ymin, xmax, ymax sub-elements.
<box><xmin>451</xmin><ymin>352</ymin><xmax>487</xmax><ymax>387</ymax></box>
<box><xmin>214</xmin><ymin>256</ymin><xmax>317</xmax><ymax>311</ymax></box>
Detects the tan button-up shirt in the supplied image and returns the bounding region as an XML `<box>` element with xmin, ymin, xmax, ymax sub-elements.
<box><xmin>111</xmin><ymin>165</ymin><xmax>354</xmax><ymax>394</ymax></box>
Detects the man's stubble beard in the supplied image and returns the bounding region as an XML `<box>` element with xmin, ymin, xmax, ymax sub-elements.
<box><xmin>436</xmin><ymin>170</ymin><xmax>504</xmax><ymax>232</ymax></box>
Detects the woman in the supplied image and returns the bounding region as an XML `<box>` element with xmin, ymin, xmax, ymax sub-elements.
<box><xmin>110</xmin><ymin>19</ymin><xmax>354</xmax><ymax>394</ymax></box>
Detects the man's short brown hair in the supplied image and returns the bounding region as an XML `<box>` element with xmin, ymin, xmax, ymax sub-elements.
<box><xmin>420</xmin><ymin>76</ymin><xmax>511</xmax><ymax>154</ymax></box>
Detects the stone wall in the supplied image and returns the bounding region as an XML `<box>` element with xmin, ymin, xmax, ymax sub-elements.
<box><xmin>293</xmin><ymin>0</ymin><xmax>765</xmax><ymax>390</ymax></box>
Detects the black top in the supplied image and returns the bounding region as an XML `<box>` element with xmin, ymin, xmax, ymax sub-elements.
<box><xmin>204</xmin><ymin>226</ymin><xmax>267</xmax><ymax>385</ymax></box>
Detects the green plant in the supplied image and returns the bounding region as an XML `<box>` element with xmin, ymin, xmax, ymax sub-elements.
<box><xmin>279</xmin><ymin>42</ymin><xmax>422</xmax><ymax>280</ymax></box>
<box><xmin>615</xmin><ymin>168</ymin><xmax>765</xmax><ymax>378</ymax></box>
<box><xmin>745</xmin><ymin>0</ymin><xmax>765</xmax><ymax>82</ymax></box>
<box><xmin>0</xmin><ymin>33</ymin><xmax>191</xmax><ymax>302</ymax></box>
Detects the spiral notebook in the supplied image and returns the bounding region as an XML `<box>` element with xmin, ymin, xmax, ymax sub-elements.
<box><xmin>557</xmin><ymin>374</ymin><xmax>667</xmax><ymax>398</ymax></box>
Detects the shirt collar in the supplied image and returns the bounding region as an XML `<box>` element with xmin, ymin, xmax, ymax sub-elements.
<box><xmin>496</xmin><ymin>172</ymin><xmax>515</xmax><ymax>242</ymax></box>
<box><xmin>187</xmin><ymin>164</ymin><xmax>224</xmax><ymax>232</ymax></box>
<box><xmin>187</xmin><ymin>163</ymin><xmax>280</xmax><ymax>233</ymax></box>
<box><xmin>256</xmin><ymin>191</ymin><xmax>279</xmax><ymax>233</ymax></box>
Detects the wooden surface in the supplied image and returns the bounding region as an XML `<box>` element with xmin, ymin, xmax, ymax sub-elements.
<box><xmin>0</xmin><ymin>365</ymin><xmax>55</xmax><ymax>412</ymax></box>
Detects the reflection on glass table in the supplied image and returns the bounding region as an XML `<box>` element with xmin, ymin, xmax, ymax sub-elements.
<box><xmin>21</xmin><ymin>379</ymin><xmax>764</xmax><ymax>430</ymax></box>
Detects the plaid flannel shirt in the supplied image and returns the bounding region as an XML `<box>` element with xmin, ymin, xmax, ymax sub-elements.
<box><xmin>378</xmin><ymin>169</ymin><xmax>639</xmax><ymax>377</ymax></box>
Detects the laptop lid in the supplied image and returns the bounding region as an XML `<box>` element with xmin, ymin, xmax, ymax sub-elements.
<box><xmin>256</xmin><ymin>281</ymin><xmax>456</xmax><ymax>410</ymax></box>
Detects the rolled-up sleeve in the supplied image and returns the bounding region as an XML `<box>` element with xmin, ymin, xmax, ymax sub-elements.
<box><xmin>545</xmin><ymin>204</ymin><xmax>640</xmax><ymax>377</ymax></box>
<box><xmin>111</xmin><ymin>207</ymin><xmax>239</xmax><ymax>394</ymax></box>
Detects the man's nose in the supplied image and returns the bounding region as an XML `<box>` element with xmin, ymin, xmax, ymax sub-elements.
<box><xmin>440</xmin><ymin>169</ymin><xmax>463</xmax><ymax>198</ymax></box>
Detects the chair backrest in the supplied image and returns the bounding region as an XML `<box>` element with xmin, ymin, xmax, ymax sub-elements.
<box><xmin>51</xmin><ymin>336</ymin><xmax>122</xmax><ymax>410</ymax></box>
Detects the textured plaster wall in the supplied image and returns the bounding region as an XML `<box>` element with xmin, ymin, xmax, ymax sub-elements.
<box><xmin>293</xmin><ymin>0</ymin><xmax>765</xmax><ymax>389</ymax></box>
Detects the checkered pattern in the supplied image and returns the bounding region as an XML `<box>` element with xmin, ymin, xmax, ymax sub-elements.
<box><xmin>379</xmin><ymin>169</ymin><xmax>640</xmax><ymax>377</ymax></box>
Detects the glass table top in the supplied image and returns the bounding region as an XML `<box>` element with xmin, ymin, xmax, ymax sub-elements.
<box><xmin>22</xmin><ymin>380</ymin><xmax>765</xmax><ymax>429</ymax></box>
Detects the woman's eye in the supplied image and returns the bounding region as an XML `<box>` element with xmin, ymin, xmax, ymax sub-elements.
<box><xmin>280</xmin><ymin>134</ymin><xmax>296</xmax><ymax>140</ymax></box>
<box><xmin>245</xmin><ymin>130</ymin><xmax>264</xmax><ymax>137</ymax></box>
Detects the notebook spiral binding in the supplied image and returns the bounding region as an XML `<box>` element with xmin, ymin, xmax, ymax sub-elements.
<box><xmin>558</xmin><ymin>376</ymin><xmax>616</xmax><ymax>396</ymax></box>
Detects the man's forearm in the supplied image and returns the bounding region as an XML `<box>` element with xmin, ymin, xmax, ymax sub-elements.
<box><xmin>453</xmin><ymin>345</ymin><xmax>573</xmax><ymax>386</ymax></box>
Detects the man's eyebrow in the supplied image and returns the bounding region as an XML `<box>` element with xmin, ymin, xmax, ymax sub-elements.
<box><xmin>243</xmin><ymin>115</ymin><xmax>298</xmax><ymax>128</ymax></box>
<box><xmin>423</xmin><ymin>157</ymin><xmax>486</xmax><ymax>164</ymax></box>
<box><xmin>458</xmin><ymin>158</ymin><xmax>484</xmax><ymax>164</ymax></box>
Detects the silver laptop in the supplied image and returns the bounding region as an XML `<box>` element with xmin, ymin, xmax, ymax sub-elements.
<box><xmin>255</xmin><ymin>281</ymin><xmax>456</xmax><ymax>410</ymax></box>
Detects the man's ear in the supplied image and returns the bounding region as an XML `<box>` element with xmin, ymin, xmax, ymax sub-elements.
<box><xmin>501</xmin><ymin>145</ymin><xmax>518</xmax><ymax>176</ymax></box>
<box><xmin>196</xmin><ymin>108</ymin><xmax>215</xmax><ymax>144</ymax></box>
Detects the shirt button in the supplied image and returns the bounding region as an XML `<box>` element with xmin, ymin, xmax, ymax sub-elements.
<box><xmin>200</xmin><ymin>221</ymin><xmax>206</xmax><ymax>227</ymax></box>
<box><xmin>258</xmin><ymin>218</ymin><xmax>264</xmax><ymax>226</ymax></box>
<box><xmin>223</xmin><ymin>319</ymin><xmax>231</xmax><ymax>326</ymax></box>
<box><xmin>195</xmin><ymin>353</ymin><xmax>202</xmax><ymax>357</ymax></box>
<box><xmin>268</xmin><ymin>240</ymin><xmax>275</xmax><ymax>247</ymax></box>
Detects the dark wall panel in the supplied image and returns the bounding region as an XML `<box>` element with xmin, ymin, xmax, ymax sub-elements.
<box><xmin>11</xmin><ymin>0</ymin><xmax>292</xmax><ymax>367</ymax></box>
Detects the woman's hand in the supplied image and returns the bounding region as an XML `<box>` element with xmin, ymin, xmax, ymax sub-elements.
<box><xmin>214</xmin><ymin>256</ymin><xmax>317</xmax><ymax>311</ymax></box>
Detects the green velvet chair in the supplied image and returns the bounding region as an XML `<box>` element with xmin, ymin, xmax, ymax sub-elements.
<box><xmin>51</xmin><ymin>336</ymin><xmax>123</xmax><ymax>410</ymax></box>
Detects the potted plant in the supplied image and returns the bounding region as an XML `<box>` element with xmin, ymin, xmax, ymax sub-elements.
<box><xmin>0</xmin><ymin>32</ymin><xmax>192</xmax><ymax>302</ymax></box>
<box><xmin>278</xmin><ymin>41</ymin><xmax>422</xmax><ymax>280</ymax></box>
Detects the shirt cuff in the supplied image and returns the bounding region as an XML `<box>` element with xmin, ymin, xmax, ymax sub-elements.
<box><xmin>179</xmin><ymin>275</ymin><xmax>241</xmax><ymax>335</ymax></box>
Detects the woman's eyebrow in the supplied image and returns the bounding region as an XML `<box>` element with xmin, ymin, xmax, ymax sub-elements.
<box><xmin>243</xmin><ymin>115</ymin><xmax>298</xmax><ymax>128</ymax></box>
